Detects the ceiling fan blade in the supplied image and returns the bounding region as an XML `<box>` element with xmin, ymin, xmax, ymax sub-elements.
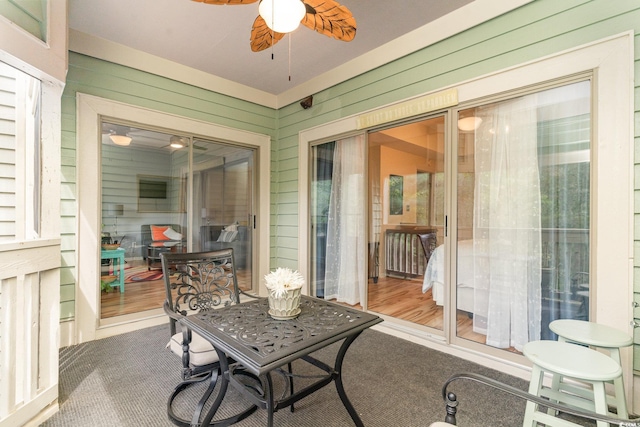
<box><xmin>250</xmin><ymin>15</ymin><xmax>286</xmax><ymax>52</ymax></box>
<box><xmin>301</xmin><ymin>0</ymin><xmax>356</xmax><ymax>42</ymax></box>
<box><xmin>192</xmin><ymin>0</ymin><xmax>259</xmax><ymax>4</ymax></box>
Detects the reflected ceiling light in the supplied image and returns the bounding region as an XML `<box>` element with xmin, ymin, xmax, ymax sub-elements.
<box><xmin>457</xmin><ymin>116</ymin><xmax>483</xmax><ymax>132</ymax></box>
<box><xmin>170</xmin><ymin>136</ymin><xmax>186</xmax><ymax>149</ymax></box>
<box><xmin>259</xmin><ymin>0</ymin><xmax>306</xmax><ymax>33</ymax></box>
<box><xmin>109</xmin><ymin>134</ymin><xmax>132</xmax><ymax>146</ymax></box>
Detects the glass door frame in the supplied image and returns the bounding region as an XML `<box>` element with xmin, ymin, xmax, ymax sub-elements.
<box><xmin>76</xmin><ymin>94</ymin><xmax>271</xmax><ymax>343</ymax></box>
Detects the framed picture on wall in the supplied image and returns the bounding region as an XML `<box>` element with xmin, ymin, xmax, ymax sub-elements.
<box><xmin>137</xmin><ymin>174</ymin><xmax>185</xmax><ymax>213</ymax></box>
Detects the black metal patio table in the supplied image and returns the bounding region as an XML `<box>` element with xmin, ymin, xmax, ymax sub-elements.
<box><xmin>174</xmin><ymin>295</ymin><xmax>382</xmax><ymax>427</ymax></box>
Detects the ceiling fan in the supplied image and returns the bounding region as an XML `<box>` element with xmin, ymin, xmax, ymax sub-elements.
<box><xmin>193</xmin><ymin>0</ymin><xmax>357</xmax><ymax>52</ymax></box>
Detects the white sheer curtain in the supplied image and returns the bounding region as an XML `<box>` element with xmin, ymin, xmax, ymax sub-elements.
<box><xmin>472</xmin><ymin>95</ymin><xmax>542</xmax><ymax>351</ymax></box>
<box><xmin>324</xmin><ymin>135</ymin><xmax>366</xmax><ymax>305</ymax></box>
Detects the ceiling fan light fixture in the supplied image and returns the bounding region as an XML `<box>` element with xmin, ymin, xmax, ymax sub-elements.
<box><xmin>259</xmin><ymin>0</ymin><xmax>306</xmax><ymax>34</ymax></box>
<box><xmin>109</xmin><ymin>134</ymin><xmax>132</xmax><ymax>146</ymax></box>
<box><xmin>170</xmin><ymin>136</ymin><xmax>186</xmax><ymax>149</ymax></box>
<box><xmin>458</xmin><ymin>116</ymin><xmax>483</xmax><ymax>132</ymax></box>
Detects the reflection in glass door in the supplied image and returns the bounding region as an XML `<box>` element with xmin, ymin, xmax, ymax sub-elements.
<box><xmin>100</xmin><ymin>125</ymin><xmax>255</xmax><ymax>319</ymax></box>
<box><xmin>192</xmin><ymin>138</ymin><xmax>255</xmax><ymax>294</ymax></box>
<box><xmin>100</xmin><ymin>123</ymin><xmax>186</xmax><ymax>319</ymax></box>
<box><xmin>367</xmin><ymin>116</ymin><xmax>446</xmax><ymax>329</ymax></box>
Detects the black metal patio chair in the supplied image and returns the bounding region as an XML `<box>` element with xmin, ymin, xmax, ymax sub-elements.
<box><xmin>161</xmin><ymin>248</ymin><xmax>258</xmax><ymax>426</ymax></box>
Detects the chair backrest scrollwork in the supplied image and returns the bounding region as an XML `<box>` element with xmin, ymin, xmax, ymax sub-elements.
<box><xmin>161</xmin><ymin>248</ymin><xmax>240</xmax><ymax>336</ymax></box>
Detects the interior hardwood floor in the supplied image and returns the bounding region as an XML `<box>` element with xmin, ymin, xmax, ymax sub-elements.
<box><xmin>361</xmin><ymin>275</ymin><xmax>522</xmax><ymax>353</ymax></box>
<box><xmin>365</xmin><ymin>275</ymin><xmax>487</xmax><ymax>345</ymax></box>
<box><xmin>100</xmin><ymin>259</ymin><xmax>252</xmax><ymax>318</ymax></box>
<box><xmin>100</xmin><ymin>260</ymin><xmax>488</xmax><ymax>348</ymax></box>
<box><xmin>101</xmin><ymin>272</ymin><xmax>165</xmax><ymax>318</ymax></box>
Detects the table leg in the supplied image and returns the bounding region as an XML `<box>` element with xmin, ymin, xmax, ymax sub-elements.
<box><xmin>334</xmin><ymin>331</ymin><xmax>365</xmax><ymax>427</ymax></box>
<box><xmin>287</xmin><ymin>362</ymin><xmax>295</xmax><ymax>413</ymax></box>
<box><xmin>117</xmin><ymin>252</ymin><xmax>125</xmax><ymax>293</ymax></box>
<box><xmin>265</xmin><ymin>373</ymin><xmax>275</xmax><ymax>427</ymax></box>
<box><xmin>198</xmin><ymin>349</ymin><xmax>258</xmax><ymax>427</ymax></box>
<box><xmin>522</xmin><ymin>365</ymin><xmax>543</xmax><ymax>427</ymax></box>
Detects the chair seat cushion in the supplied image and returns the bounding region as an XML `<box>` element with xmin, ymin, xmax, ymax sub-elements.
<box><xmin>169</xmin><ymin>331</ymin><xmax>220</xmax><ymax>366</ymax></box>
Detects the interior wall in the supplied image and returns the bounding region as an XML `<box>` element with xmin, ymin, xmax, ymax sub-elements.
<box><xmin>376</xmin><ymin>145</ymin><xmax>432</xmax><ymax>279</ymax></box>
<box><xmin>380</xmin><ymin>145</ymin><xmax>425</xmax><ymax>226</ymax></box>
<box><xmin>222</xmin><ymin>162</ymin><xmax>250</xmax><ymax>226</ymax></box>
<box><xmin>102</xmin><ymin>144</ymin><xmax>185</xmax><ymax>255</ymax></box>
<box><xmin>204</xmin><ymin>168</ymin><xmax>224</xmax><ymax>222</ymax></box>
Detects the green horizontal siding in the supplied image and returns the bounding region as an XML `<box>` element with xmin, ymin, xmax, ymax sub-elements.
<box><xmin>0</xmin><ymin>0</ymin><xmax>46</xmax><ymax>41</ymax></box>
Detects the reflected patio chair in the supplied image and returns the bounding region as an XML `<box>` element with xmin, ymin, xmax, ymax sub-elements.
<box><xmin>161</xmin><ymin>248</ymin><xmax>258</xmax><ymax>425</ymax></box>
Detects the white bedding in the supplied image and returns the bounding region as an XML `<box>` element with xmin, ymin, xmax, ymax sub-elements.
<box><xmin>422</xmin><ymin>240</ymin><xmax>477</xmax><ymax>313</ymax></box>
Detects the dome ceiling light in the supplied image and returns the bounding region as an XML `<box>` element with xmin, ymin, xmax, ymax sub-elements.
<box><xmin>109</xmin><ymin>134</ymin><xmax>132</xmax><ymax>146</ymax></box>
<box><xmin>457</xmin><ymin>116</ymin><xmax>482</xmax><ymax>132</ymax></box>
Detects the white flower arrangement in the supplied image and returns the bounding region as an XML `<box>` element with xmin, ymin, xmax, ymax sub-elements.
<box><xmin>264</xmin><ymin>267</ymin><xmax>305</xmax><ymax>298</ymax></box>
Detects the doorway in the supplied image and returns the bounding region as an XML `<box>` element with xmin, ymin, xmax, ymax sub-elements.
<box><xmin>367</xmin><ymin>116</ymin><xmax>446</xmax><ymax>330</ymax></box>
<box><xmin>309</xmin><ymin>80</ymin><xmax>593</xmax><ymax>352</ymax></box>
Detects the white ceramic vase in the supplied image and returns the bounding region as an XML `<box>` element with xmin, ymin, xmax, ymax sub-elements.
<box><xmin>268</xmin><ymin>287</ymin><xmax>302</xmax><ymax>320</ymax></box>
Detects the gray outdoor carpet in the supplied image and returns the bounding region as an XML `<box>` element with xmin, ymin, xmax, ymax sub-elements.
<box><xmin>41</xmin><ymin>323</ymin><xmax>592</xmax><ymax>427</ymax></box>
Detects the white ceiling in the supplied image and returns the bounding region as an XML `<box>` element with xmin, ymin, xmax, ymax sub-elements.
<box><xmin>68</xmin><ymin>0</ymin><xmax>479</xmax><ymax>98</ymax></box>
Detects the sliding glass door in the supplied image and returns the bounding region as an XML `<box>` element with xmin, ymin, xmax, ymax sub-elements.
<box><xmin>192</xmin><ymin>138</ymin><xmax>255</xmax><ymax>293</ymax></box>
<box><xmin>100</xmin><ymin>123</ymin><xmax>186</xmax><ymax>319</ymax></box>
<box><xmin>100</xmin><ymin>124</ymin><xmax>255</xmax><ymax>319</ymax></box>
<box><xmin>308</xmin><ymin>80</ymin><xmax>591</xmax><ymax>354</ymax></box>
<box><xmin>309</xmin><ymin>117</ymin><xmax>448</xmax><ymax>332</ymax></box>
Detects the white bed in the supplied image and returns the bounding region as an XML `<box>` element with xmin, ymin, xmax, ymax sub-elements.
<box><xmin>422</xmin><ymin>240</ymin><xmax>482</xmax><ymax>314</ymax></box>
